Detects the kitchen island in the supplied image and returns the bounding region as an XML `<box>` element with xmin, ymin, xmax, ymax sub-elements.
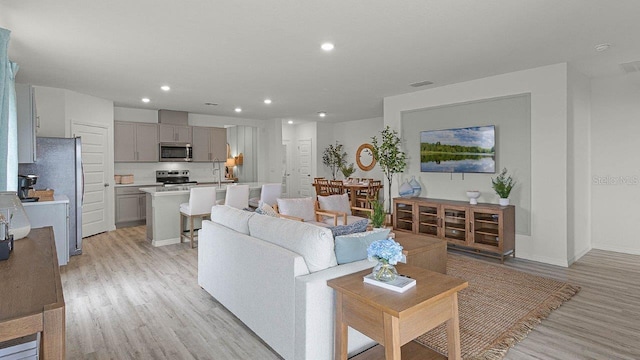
<box><xmin>140</xmin><ymin>183</ymin><xmax>263</xmax><ymax>246</ymax></box>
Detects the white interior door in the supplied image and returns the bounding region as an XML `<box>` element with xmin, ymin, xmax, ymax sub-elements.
<box><xmin>72</xmin><ymin>122</ymin><xmax>110</xmax><ymax>237</ymax></box>
<box><xmin>281</xmin><ymin>142</ymin><xmax>290</xmax><ymax>198</ymax></box>
<box><xmin>297</xmin><ymin>139</ymin><xmax>312</xmax><ymax>197</ymax></box>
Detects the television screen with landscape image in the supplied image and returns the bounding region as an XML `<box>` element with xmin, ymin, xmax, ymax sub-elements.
<box><xmin>420</xmin><ymin>125</ymin><xmax>496</xmax><ymax>173</ymax></box>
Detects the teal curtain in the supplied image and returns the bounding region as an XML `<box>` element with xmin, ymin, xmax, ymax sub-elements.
<box><xmin>0</xmin><ymin>27</ymin><xmax>18</xmax><ymax>191</ymax></box>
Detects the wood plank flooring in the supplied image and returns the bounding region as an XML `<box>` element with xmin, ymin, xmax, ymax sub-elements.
<box><xmin>61</xmin><ymin>226</ymin><xmax>640</xmax><ymax>359</ymax></box>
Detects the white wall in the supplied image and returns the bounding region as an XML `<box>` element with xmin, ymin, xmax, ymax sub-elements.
<box><xmin>333</xmin><ymin>116</ymin><xmax>385</xmax><ymax>181</ymax></box>
<box><xmin>384</xmin><ymin>63</ymin><xmax>569</xmax><ymax>266</ymax></box>
<box><xmin>590</xmin><ymin>74</ymin><xmax>640</xmax><ymax>255</ymax></box>
<box><xmin>567</xmin><ymin>67</ymin><xmax>592</xmax><ymax>263</ymax></box>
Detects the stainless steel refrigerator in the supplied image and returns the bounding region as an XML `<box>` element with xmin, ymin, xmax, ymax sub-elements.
<box><xmin>18</xmin><ymin>137</ymin><xmax>83</xmax><ymax>256</ymax></box>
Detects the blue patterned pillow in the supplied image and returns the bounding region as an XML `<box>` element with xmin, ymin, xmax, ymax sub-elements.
<box><xmin>327</xmin><ymin>218</ymin><xmax>369</xmax><ymax>237</ymax></box>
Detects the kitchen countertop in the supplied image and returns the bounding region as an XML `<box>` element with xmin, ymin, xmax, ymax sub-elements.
<box><xmin>140</xmin><ymin>182</ymin><xmax>264</xmax><ymax>196</ymax></box>
<box><xmin>115</xmin><ymin>182</ymin><xmax>162</xmax><ymax>188</ymax></box>
<box><xmin>21</xmin><ymin>194</ymin><xmax>69</xmax><ymax>206</ymax></box>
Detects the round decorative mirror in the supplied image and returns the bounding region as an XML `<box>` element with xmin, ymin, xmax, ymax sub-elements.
<box><xmin>356</xmin><ymin>143</ymin><xmax>376</xmax><ymax>171</ymax></box>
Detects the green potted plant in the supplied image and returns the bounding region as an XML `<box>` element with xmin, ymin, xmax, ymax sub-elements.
<box><xmin>322</xmin><ymin>142</ymin><xmax>347</xmax><ymax>180</ymax></box>
<box><xmin>340</xmin><ymin>163</ymin><xmax>356</xmax><ymax>179</ymax></box>
<box><xmin>369</xmin><ymin>200</ymin><xmax>386</xmax><ymax>229</ymax></box>
<box><xmin>370</xmin><ymin>126</ymin><xmax>407</xmax><ymax>215</ymax></box>
<box><xmin>491</xmin><ymin>167</ymin><xmax>516</xmax><ymax>206</ymax></box>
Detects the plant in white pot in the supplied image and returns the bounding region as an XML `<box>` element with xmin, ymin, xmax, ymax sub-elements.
<box><xmin>370</xmin><ymin>126</ymin><xmax>407</xmax><ymax>215</ymax></box>
<box><xmin>491</xmin><ymin>168</ymin><xmax>516</xmax><ymax>206</ymax></box>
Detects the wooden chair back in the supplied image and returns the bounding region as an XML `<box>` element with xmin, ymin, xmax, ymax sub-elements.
<box><xmin>314</xmin><ymin>179</ymin><xmax>330</xmax><ymax>196</ymax></box>
<box><xmin>329</xmin><ymin>180</ymin><xmax>345</xmax><ymax>195</ymax></box>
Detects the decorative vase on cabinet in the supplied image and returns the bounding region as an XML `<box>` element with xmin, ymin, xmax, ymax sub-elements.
<box><xmin>409</xmin><ymin>176</ymin><xmax>422</xmax><ymax>197</ymax></box>
<box><xmin>399</xmin><ymin>179</ymin><xmax>413</xmax><ymax>198</ymax></box>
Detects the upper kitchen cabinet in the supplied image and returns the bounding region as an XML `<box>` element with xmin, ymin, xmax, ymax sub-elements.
<box><xmin>114</xmin><ymin>121</ymin><xmax>159</xmax><ymax>162</ymax></box>
<box><xmin>16</xmin><ymin>84</ymin><xmax>37</xmax><ymax>163</ymax></box>
<box><xmin>159</xmin><ymin>124</ymin><xmax>192</xmax><ymax>143</ymax></box>
<box><xmin>158</xmin><ymin>109</ymin><xmax>191</xmax><ymax>143</ymax></box>
<box><xmin>192</xmin><ymin>126</ymin><xmax>227</xmax><ymax>162</ymax></box>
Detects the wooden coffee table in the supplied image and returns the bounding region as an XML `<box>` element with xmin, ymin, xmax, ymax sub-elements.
<box><xmin>328</xmin><ymin>264</ymin><xmax>468</xmax><ymax>360</ymax></box>
<box><xmin>394</xmin><ymin>232</ymin><xmax>447</xmax><ymax>274</ymax></box>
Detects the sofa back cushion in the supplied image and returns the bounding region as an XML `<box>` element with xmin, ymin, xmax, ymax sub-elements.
<box><xmin>248</xmin><ymin>214</ymin><xmax>337</xmax><ymax>273</ymax></box>
<box><xmin>276</xmin><ymin>197</ymin><xmax>316</xmax><ymax>222</ymax></box>
<box><xmin>210</xmin><ymin>205</ymin><xmax>255</xmax><ymax>235</ymax></box>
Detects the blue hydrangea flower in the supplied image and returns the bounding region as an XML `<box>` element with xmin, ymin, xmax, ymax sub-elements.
<box><xmin>367</xmin><ymin>238</ymin><xmax>404</xmax><ymax>265</ymax></box>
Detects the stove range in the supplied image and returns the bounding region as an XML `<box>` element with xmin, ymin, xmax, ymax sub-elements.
<box><xmin>156</xmin><ymin>170</ymin><xmax>197</xmax><ymax>187</ymax></box>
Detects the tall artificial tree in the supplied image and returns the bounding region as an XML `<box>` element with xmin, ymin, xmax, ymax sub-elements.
<box><xmin>370</xmin><ymin>126</ymin><xmax>407</xmax><ymax>213</ymax></box>
<box><xmin>322</xmin><ymin>142</ymin><xmax>347</xmax><ymax>180</ymax></box>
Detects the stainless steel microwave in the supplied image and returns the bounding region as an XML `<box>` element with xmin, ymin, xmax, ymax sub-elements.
<box><xmin>159</xmin><ymin>143</ymin><xmax>192</xmax><ymax>162</ymax></box>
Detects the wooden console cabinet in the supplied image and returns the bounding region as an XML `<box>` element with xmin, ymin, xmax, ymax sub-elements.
<box><xmin>394</xmin><ymin>197</ymin><xmax>515</xmax><ymax>262</ymax></box>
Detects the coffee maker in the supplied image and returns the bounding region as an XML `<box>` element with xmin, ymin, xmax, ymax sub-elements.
<box><xmin>17</xmin><ymin>174</ymin><xmax>39</xmax><ymax>202</ymax></box>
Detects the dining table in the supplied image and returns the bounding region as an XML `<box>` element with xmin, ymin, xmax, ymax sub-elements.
<box><xmin>341</xmin><ymin>182</ymin><xmax>382</xmax><ymax>208</ymax></box>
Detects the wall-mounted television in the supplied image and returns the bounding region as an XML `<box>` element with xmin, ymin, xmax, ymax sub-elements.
<box><xmin>420</xmin><ymin>125</ymin><xmax>495</xmax><ymax>173</ymax></box>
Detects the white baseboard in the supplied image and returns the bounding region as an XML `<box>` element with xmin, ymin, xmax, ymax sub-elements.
<box><xmin>568</xmin><ymin>246</ymin><xmax>591</xmax><ymax>265</ymax></box>
<box><xmin>152</xmin><ymin>237</ymin><xmax>181</xmax><ymax>247</ymax></box>
<box><xmin>516</xmin><ymin>252</ymin><xmax>569</xmax><ymax>267</ymax></box>
<box><xmin>592</xmin><ymin>243</ymin><xmax>640</xmax><ymax>256</ymax></box>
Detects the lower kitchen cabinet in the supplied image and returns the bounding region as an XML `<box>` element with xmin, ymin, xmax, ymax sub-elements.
<box><xmin>22</xmin><ymin>195</ymin><xmax>70</xmax><ymax>266</ymax></box>
<box><xmin>393</xmin><ymin>197</ymin><xmax>515</xmax><ymax>262</ymax></box>
<box><xmin>115</xmin><ymin>186</ymin><xmax>150</xmax><ymax>228</ymax></box>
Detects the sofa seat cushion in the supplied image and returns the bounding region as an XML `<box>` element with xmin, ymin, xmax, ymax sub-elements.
<box><xmin>248</xmin><ymin>214</ymin><xmax>338</xmax><ymax>273</ymax></box>
<box><xmin>334</xmin><ymin>228</ymin><xmax>391</xmax><ymax>264</ymax></box>
<box><xmin>210</xmin><ymin>205</ymin><xmax>255</xmax><ymax>235</ymax></box>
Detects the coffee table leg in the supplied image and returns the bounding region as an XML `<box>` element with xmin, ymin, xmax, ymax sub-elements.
<box><xmin>383</xmin><ymin>313</ymin><xmax>401</xmax><ymax>360</ymax></box>
<box><xmin>335</xmin><ymin>293</ymin><xmax>348</xmax><ymax>360</ymax></box>
<box><xmin>42</xmin><ymin>305</ymin><xmax>65</xmax><ymax>359</ymax></box>
<box><xmin>446</xmin><ymin>293</ymin><xmax>462</xmax><ymax>360</ymax></box>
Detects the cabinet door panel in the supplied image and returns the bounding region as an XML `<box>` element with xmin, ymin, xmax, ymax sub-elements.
<box><xmin>441</xmin><ymin>205</ymin><xmax>468</xmax><ymax>244</ymax></box>
<box><xmin>211</xmin><ymin>127</ymin><xmax>228</xmax><ymax>161</ymax></box>
<box><xmin>135</xmin><ymin>123</ymin><xmax>159</xmax><ymax>161</ymax></box>
<box><xmin>471</xmin><ymin>209</ymin><xmax>502</xmax><ymax>252</ymax></box>
<box><xmin>116</xmin><ymin>195</ymin><xmax>141</xmax><ymax>222</ymax></box>
<box><xmin>175</xmin><ymin>126</ymin><xmax>192</xmax><ymax>143</ymax></box>
<box><xmin>159</xmin><ymin>124</ymin><xmax>175</xmax><ymax>142</ymax></box>
<box><xmin>191</xmin><ymin>127</ymin><xmax>212</xmax><ymax>162</ymax></box>
<box><xmin>114</xmin><ymin>122</ymin><xmax>136</xmax><ymax>162</ymax></box>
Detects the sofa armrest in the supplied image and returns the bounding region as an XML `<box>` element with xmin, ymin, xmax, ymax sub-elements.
<box><xmin>278</xmin><ymin>213</ymin><xmax>305</xmax><ymax>222</ymax></box>
<box><xmin>351</xmin><ymin>206</ymin><xmax>373</xmax><ymax>216</ymax></box>
<box><xmin>294</xmin><ymin>260</ymin><xmax>376</xmax><ymax>359</ymax></box>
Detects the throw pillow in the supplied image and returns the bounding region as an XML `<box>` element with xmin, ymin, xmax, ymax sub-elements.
<box><xmin>317</xmin><ymin>193</ymin><xmax>352</xmax><ymax>215</ymax></box>
<box><xmin>335</xmin><ymin>228</ymin><xmax>391</xmax><ymax>264</ymax></box>
<box><xmin>257</xmin><ymin>201</ymin><xmax>278</xmax><ymax>217</ymax></box>
<box><xmin>327</xmin><ymin>218</ymin><xmax>368</xmax><ymax>237</ymax></box>
<box><xmin>276</xmin><ymin>197</ymin><xmax>316</xmax><ymax>221</ymax></box>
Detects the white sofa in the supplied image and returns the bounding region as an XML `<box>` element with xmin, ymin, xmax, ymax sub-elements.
<box><xmin>198</xmin><ymin>205</ymin><xmax>376</xmax><ymax>360</ymax></box>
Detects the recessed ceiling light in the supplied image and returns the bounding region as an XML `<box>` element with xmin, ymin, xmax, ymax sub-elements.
<box><xmin>235</xmin><ymin>107</ymin><xmax>242</xmax><ymax>113</ymax></box>
<box><xmin>160</xmin><ymin>85</ymin><xmax>170</xmax><ymax>91</ymax></box>
<box><xmin>595</xmin><ymin>43</ymin><xmax>611</xmax><ymax>52</ymax></box>
<box><xmin>204</xmin><ymin>102</ymin><xmax>218</xmax><ymax>106</ymax></box>
<box><xmin>288</xmin><ymin>120</ymin><xmax>293</xmax><ymax>124</ymax></box>
<box><xmin>321</xmin><ymin>42</ymin><xmax>335</xmax><ymax>51</ymax></box>
<box><xmin>409</xmin><ymin>80</ymin><xmax>434</xmax><ymax>88</ymax></box>
<box><xmin>318</xmin><ymin>112</ymin><xmax>327</xmax><ymax>118</ymax></box>
<box><xmin>141</xmin><ymin>98</ymin><xmax>150</xmax><ymax>103</ymax></box>
<box><xmin>264</xmin><ymin>99</ymin><xmax>272</xmax><ymax>104</ymax></box>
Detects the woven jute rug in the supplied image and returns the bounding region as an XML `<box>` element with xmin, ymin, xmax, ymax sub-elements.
<box><xmin>414</xmin><ymin>254</ymin><xmax>580</xmax><ymax>360</ymax></box>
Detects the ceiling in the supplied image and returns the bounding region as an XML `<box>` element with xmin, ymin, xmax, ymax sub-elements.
<box><xmin>2</xmin><ymin>0</ymin><xmax>640</xmax><ymax>123</ymax></box>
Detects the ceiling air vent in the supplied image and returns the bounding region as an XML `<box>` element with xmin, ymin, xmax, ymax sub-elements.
<box><xmin>620</xmin><ymin>61</ymin><xmax>640</xmax><ymax>74</ymax></box>
<box><xmin>409</xmin><ymin>80</ymin><xmax>434</xmax><ymax>88</ymax></box>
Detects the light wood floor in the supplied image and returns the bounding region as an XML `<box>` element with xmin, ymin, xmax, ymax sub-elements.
<box><xmin>62</xmin><ymin>226</ymin><xmax>640</xmax><ymax>359</ymax></box>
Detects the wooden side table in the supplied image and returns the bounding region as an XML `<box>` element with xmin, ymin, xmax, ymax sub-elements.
<box><xmin>328</xmin><ymin>264</ymin><xmax>467</xmax><ymax>360</ymax></box>
<box><xmin>0</xmin><ymin>227</ymin><xmax>65</xmax><ymax>359</ymax></box>
<box><xmin>394</xmin><ymin>232</ymin><xmax>447</xmax><ymax>274</ymax></box>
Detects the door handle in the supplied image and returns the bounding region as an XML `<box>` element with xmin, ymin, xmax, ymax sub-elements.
<box><xmin>104</xmin><ymin>183</ymin><xmax>110</xmax><ymax>187</ymax></box>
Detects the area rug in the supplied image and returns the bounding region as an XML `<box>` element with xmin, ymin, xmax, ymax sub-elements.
<box><xmin>414</xmin><ymin>254</ymin><xmax>580</xmax><ymax>360</ymax></box>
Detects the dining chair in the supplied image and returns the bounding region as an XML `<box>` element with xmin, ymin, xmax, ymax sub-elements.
<box><xmin>315</xmin><ymin>179</ymin><xmax>330</xmax><ymax>196</ymax></box>
<box><xmin>224</xmin><ymin>184</ymin><xmax>250</xmax><ymax>209</ymax></box>
<box><xmin>356</xmin><ymin>180</ymin><xmax>382</xmax><ymax>209</ymax></box>
<box><xmin>329</xmin><ymin>180</ymin><xmax>345</xmax><ymax>195</ymax></box>
<box><xmin>179</xmin><ymin>186</ymin><xmax>218</xmax><ymax>248</ymax></box>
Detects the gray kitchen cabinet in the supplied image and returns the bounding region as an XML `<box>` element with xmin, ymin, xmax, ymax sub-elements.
<box><xmin>159</xmin><ymin>124</ymin><xmax>192</xmax><ymax>143</ymax></box>
<box><xmin>114</xmin><ymin>121</ymin><xmax>159</xmax><ymax>162</ymax></box>
<box><xmin>16</xmin><ymin>84</ymin><xmax>37</xmax><ymax>163</ymax></box>
<box><xmin>115</xmin><ymin>186</ymin><xmax>150</xmax><ymax>228</ymax></box>
<box><xmin>192</xmin><ymin>126</ymin><xmax>227</xmax><ymax>162</ymax></box>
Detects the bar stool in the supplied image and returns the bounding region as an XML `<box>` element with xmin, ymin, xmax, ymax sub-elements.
<box><xmin>180</xmin><ymin>187</ymin><xmax>218</xmax><ymax>248</ymax></box>
<box><xmin>223</xmin><ymin>184</ymin><xmax>250</xmax><ymax>209</ymax></box>
<box><xmin>249</xmin><ymin>183</ymin><xmax>282</xmax><ymax>208</ymax></box>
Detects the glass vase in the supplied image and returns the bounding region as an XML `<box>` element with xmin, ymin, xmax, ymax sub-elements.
<box><xmin>0</xmin><ymin>192</ymin><xmax>31</xmax><ymax>240</ymax></box>
<box><xmin>398</xmin><ymin>179</ymin><xmax>413</xmax><ymax>198</ymax></box>
<box><xmin>409</xmin><ymin>176</ymin><xmax>422</xmax><ymax>197</ymax></box>
<box><xmin>372</xmin><ymin>260</ymin><xmax>398</xmax><ymax>282</ymax></box>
